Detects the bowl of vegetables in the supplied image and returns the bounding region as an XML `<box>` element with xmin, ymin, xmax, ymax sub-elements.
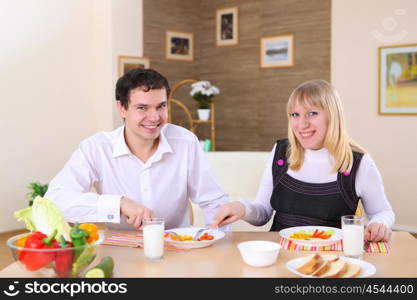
<box><xmin>7</xmin><ymin>223</ymin><xmax>104</xmax><ymax>277</ymax></box>
<box><xmin>9</xmin><ymin>196</ymin><xmax>104</xmax><ymax>277</ymax></box>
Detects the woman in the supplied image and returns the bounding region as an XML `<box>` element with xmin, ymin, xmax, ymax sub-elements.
<box><xmin>212</xmin><ymin>80</ymin><xmax>394</xmax><ymax>242</ymax></box>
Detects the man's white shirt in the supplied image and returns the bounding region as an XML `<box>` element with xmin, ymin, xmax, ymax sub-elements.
<box><xmin>45</xmin><ymin>124</ymin><xmax>228</xmax><ymax>230</ymax></box>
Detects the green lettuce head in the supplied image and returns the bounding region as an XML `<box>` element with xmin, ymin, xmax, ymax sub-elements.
<box><xmin>14</xmin><ymin>196</ymin><xmax>71</xmax><ymax>240</ymax></box>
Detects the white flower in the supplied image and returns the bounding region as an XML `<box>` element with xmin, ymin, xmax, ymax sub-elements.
<box><xmin>190</xmin><ymin>80</ymin><xmax>220</xmax><ymax>97</ymax></box>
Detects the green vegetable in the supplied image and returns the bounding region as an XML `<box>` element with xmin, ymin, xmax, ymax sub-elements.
<box><xmin>70</xmin><ymin>222</ymin><xmax>87</xmax><ymax>258</ymax></box>
<box><xmin>71</xmin><ymin>246</ymin><xmax>96</xmax><ymax>276</ymax></box>
<box><xmin>14</xmin><ymin>196</ymin><xmax>71</xmax><ymax>240</ymax></box>
<box><xmin>26</xmin><ymin>182</ymin><xmax>48</xmax><ymax>206</ymax></box>
<box><xmin>13</xmin><ymin>206</ymin><xmax>36</xmax><ymax>232</ymax></box>
<box><xmin>85</xmin><ymin>257</ymin><xmax>114</xmax><ymax>278</ymax></box>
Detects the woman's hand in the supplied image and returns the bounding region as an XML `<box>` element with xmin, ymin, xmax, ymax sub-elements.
<box><xmin>365</xmin><ymin>222</ymin><xmax>392</xmax><ymax>242</ymax></box>
<box><xmin>210</xmin><ymin>202</ymin><xmax>246</xmax><ymax>228</ymax></box>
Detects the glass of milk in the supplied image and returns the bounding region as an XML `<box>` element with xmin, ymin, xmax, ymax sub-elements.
<box><xmin>143</xmin><ymin>218</ymin><xmax>165</xmax><ymax>261</ymax></box>
<box><xmin>342</xmin><ymin>215</ymin><xmax>364</xmax><ymax>258</ymax></box>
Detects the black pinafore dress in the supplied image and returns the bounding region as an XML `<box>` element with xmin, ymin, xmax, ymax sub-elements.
<box><xmin>270</xmin><ymin>139</ymin><xmax>364</xmax><ymax>231</ymax></box>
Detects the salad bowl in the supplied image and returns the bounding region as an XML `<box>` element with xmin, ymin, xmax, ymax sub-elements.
<box><xmin>7</xmin><ymin>231</ymin><xmax>104</xmax><ymax>277</ymax></box>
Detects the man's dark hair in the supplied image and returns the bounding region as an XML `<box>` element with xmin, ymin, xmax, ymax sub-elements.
<box><xmin>115</xmin><ymin>68</ymin><xmax>171</xmax><ymax>109</ymax></box>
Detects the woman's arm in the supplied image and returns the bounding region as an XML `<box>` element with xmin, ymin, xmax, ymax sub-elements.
<box><xmin>356</xmin><ymin>154</ymin><xmax>395</xmax><ymax>241</ymax></box>
<box><xmin>238</xmin><ymin>144</ymin><xmax>276</xmax><ymax>226</ymax></box>
<box><xmin>211</xmin><ymin>145</ymin><xmax>276</xmax><ymax>227</ymax></box>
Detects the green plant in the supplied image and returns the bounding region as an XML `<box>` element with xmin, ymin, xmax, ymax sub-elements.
<box><xmin>26</xmin><ymin>182</ymin><xmax>49</xmax><ymax>206</ymax></box>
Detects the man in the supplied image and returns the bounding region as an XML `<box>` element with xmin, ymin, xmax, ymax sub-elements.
<box><xmin>45</xmin><ymin>68</ymin><xmax>228</xmax><ymax>230</ymax></box>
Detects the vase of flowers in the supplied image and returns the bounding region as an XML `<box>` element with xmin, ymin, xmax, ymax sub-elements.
<box><xmin>190</xmin><ymin>81</ymin><xmax>220</xmax><ymax>120</ymax></box>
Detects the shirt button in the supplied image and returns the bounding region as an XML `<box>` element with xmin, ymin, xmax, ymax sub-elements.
<box><xmin>107</xmin><ymin>214</ymin><xmax>114</xmax><ymax>220</ymax></box>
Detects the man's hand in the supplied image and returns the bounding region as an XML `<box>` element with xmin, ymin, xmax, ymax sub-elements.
<box><xmin>365</xmin><ymin>222</ymin><xmax>392</xmax><ymax>242</ymax></box>
<box><xmin>210</xmin><ymin>202</ymin><xmax>246</xmax><ymax>228</ymax></box>
<box><xmin>120</xmin><ymin>197</ymin><xmax>154</xmax><ymax>230</ymax></box>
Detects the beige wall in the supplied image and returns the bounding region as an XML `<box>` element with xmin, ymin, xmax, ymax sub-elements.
<box><xmin>0</xmin><ymin>0</ymin><xmax>141</xmax><ymax>232</ymax></box>
<box><xmin>112</xmin><ymin>0</ymin><xmax>143</xmax><ymax>128</ymax></box>
<box><xmin>332</xmin><ymin>0</ymin><xmax>417</xmax><ymax>230</ymax></box>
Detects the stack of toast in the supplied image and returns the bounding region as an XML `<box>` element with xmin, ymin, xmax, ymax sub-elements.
<box><xmin>296</xmin><ymin>253</ymin><xmax>362</xmax><ymax>278</ymax></box>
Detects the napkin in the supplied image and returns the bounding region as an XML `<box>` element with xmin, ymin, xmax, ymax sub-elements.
<box><xmin>279</xmin><ymin>237</ymin><xmax>389</xmax><ymax>253</ymax></box>
<box><xmin>102</xmin><ymin>233</ymin><xmax>189</xmax><ymax>252</ymax></box>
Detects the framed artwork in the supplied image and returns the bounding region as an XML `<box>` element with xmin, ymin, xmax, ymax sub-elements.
<box><xmin>260</xmin><ymin>34</ymin><xmax>295</xmax><ymax>68</ymax></box>
<box><xmin>378</xmin><ymin>43</ymin><xmax>417</xmax><ymax>115</ymax></box>
<box><xmin>216</xmin><ymin>6</ymin><xmax>239</xmax><ymax>47</ymax></box>
<box><xmin>118</xmin><ymin>56</ymin><xmax>150</xmax><ymax>76</ymax></box>
<box><xmin>165</xmin><ymin>30</ymin><xmax>194</xmax><ymax>61</ymax></box>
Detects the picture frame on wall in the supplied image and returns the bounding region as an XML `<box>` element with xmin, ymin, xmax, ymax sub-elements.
<box><xmin>216</xmin><ymin>6</ymin><xmax>239</xmax><ymax>47</ymax></box>
<box><xmin>118</xmin><ymin>56</ymin><xmax>150</xmax><ymax>77</ymax></box>
<box><xmin>378</xmin><ymin>43</ymin><xmax>417</xmax><ymax>115</ymax></box>
<box><xmin>260</xmin><ymin>34</ymin><xmax>295</xmax><ymax>68</ymax></box>
<box><xmin>165</xmin><ymin>30</ymin><xmax>194</xmax><ymax>61</ymax></box>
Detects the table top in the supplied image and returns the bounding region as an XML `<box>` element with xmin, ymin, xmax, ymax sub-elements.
<box><xmin>1</xmin><ymin>231</ymin><xmax>417</xmax><ymax>277</ymax></box>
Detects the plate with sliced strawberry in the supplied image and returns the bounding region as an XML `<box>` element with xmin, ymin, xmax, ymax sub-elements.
<box><xmin>279</xmin><ymin>226</ymin><xmax>342</xmax><ymax>246</ymax></box>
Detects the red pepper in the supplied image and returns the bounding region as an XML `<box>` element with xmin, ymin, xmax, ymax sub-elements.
<box><xmin>20</xmin><ymin>229</ymin><xmax>59</xmax><ymax>271</ymax></box>
<box><xmin>55</xmin><ymin>235</ymin><xmax>74</xmax><ymax>277</ymax></box>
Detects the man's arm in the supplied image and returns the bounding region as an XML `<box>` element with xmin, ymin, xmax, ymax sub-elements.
<box><xmin>46</xmin><ymin>140</ymin><xmax>154</xmax><ymax>229</ymax></box>
<box><xmin>45</xmin><ymin>143</ymin><xmax>122</xmax><ymax>223</ymax></box>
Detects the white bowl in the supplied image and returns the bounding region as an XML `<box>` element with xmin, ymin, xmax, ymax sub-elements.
<box><xmin>237</xmin><ymin>240</ymin><xmax>281</xmax><ymax>267</ymax></box>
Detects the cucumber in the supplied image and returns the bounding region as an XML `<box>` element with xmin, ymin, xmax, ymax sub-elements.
<box><xmin>85</xmin><ymin>256</ymin><xmax>114</xmax><ymax>278</ymax></box>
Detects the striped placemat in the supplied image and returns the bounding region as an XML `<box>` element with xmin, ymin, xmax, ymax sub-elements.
<box><xmin>279</xmin><ymin>237</ymin><xmax>389</xmax><ymax>253</ymax></box>
<box><xmin>102</xmin><ymin>233</ymin><xmax>189</xmax><ymax>252</ymax></box>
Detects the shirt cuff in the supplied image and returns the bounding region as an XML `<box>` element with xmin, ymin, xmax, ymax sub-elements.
<box><xmin>367</xmin><ymin>217</ymin><xmax>390</xmax><ymax>228</ymax></box>
<box><xmin>236</xmin><ymin>199</ymin><xmax>253</xmax><ymax>220</ymax></box>
<box><xmin>97</xmin><ymin>194</ymin><xmax>122</xmax><ymax>223</ymax></box>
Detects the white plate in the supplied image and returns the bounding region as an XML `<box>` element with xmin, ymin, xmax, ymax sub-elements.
<box><xmin>286</xmin><ymin>256</ymin><xmax>376</xmax><ymax>278</ymax></box>
<box><xmin>165</xmin><ymin>227</ymin><xmax>225</xmax><ymax>249</ymax></box>
<box><xmin>279</xmin><ymin>226</ymin><xmax>342</xmax><ymax>246</ymax></box>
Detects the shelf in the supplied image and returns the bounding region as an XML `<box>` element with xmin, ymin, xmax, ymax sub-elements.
<box><xmin>193</xmin><ymin>120</ymin><xmax>212</xmax><ymax>124</ymax></box>
<box><xmin>168</xmin><ymin>79</ymin><xmax>216</xmax><ymax>151</ymax></box>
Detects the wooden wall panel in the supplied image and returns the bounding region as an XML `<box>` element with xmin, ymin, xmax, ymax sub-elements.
<box><xmin>143</xmin><ymin>0</ymin><xmax>330</xmax><ymax>151</ymax></box>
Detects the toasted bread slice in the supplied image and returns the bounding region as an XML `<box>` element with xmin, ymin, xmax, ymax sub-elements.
<box><xmin>311</xmin><ymin>260</ymin><xmax>330</xmax><ymax>276</ymax></box>
<box><xmin>296</xmin><ymin>253</ymin><xmax>324</xmax><ymax>275</ymax></box>
<box><xmin>320</xmin><ymin>260</ymin><xmax>348</xmax><ymax>278</ymax></box>
<box><xmin>321</xmin><ymin>254</ymin><xmax>339</xmax><ymax>262</ymax></box>
<box><xmin>341</xmin><ymin>262</ymin><xmax>362</xmax><ymax>278</ymax></box>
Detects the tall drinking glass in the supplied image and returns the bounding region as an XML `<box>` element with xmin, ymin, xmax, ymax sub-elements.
<box><xmin>143</xmin><ymin>218</ymin><xmax>164</xmax><ymax>261</ymax></box>
<box><xmin>341</xmin><ymin>215</ymin><xmax>364</xmax><ymax>258</ymax></box>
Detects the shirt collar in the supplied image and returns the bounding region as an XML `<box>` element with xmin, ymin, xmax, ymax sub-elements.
<box><xmin>112</xmin><ymin>126</ymin><xmax>131</xmax><ymax>158</ymax></box>
<box><xmin>112</xmin><ymin>125</ymin><xmax>173</xmax><ymax>158</ymax></box>
<box><xmin>152</xmin><ymin>124</ymin><xmax>174</xmax><ymax>160</ymax></box>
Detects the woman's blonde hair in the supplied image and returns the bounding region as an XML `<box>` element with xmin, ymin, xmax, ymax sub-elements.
<box><xmin>286</xmin><ymin>79</ymin><xmax>365</xmax><ymax>173</ymax></box>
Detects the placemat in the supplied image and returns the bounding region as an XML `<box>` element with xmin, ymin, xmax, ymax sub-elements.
<box><xmin>279</xmin><ymin>237</ymin><xmax>389</xmax><ymax>253</ymax></box>
<box><xmin>102</xmin><ymin>233</ymin><xmax>189</xmax><ymax>252</ymax></box>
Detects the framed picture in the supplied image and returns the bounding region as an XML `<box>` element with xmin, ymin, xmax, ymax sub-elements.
<box><xmin>165</xmin><ymin>30</ymin><xmax>194</xmax><ymax>61</ymax></box>
<box><xmin>118</xmin><ymin>56</ymin><xmax>150</xmax><ymax>77</ymax></box>
<box><xmin>260</xmin><ymin>34</ymin><xmax>295</xmax><ymax>68</ymax></box>
<box><xmin>216</xmin><ymin>6</ymin><xmax>239</xmax><ymax>47</ymax></box>
<box><xmin>379</xmin><ymin>43</ymin><xmax>417</xmax><ymax>115</ymax></box>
